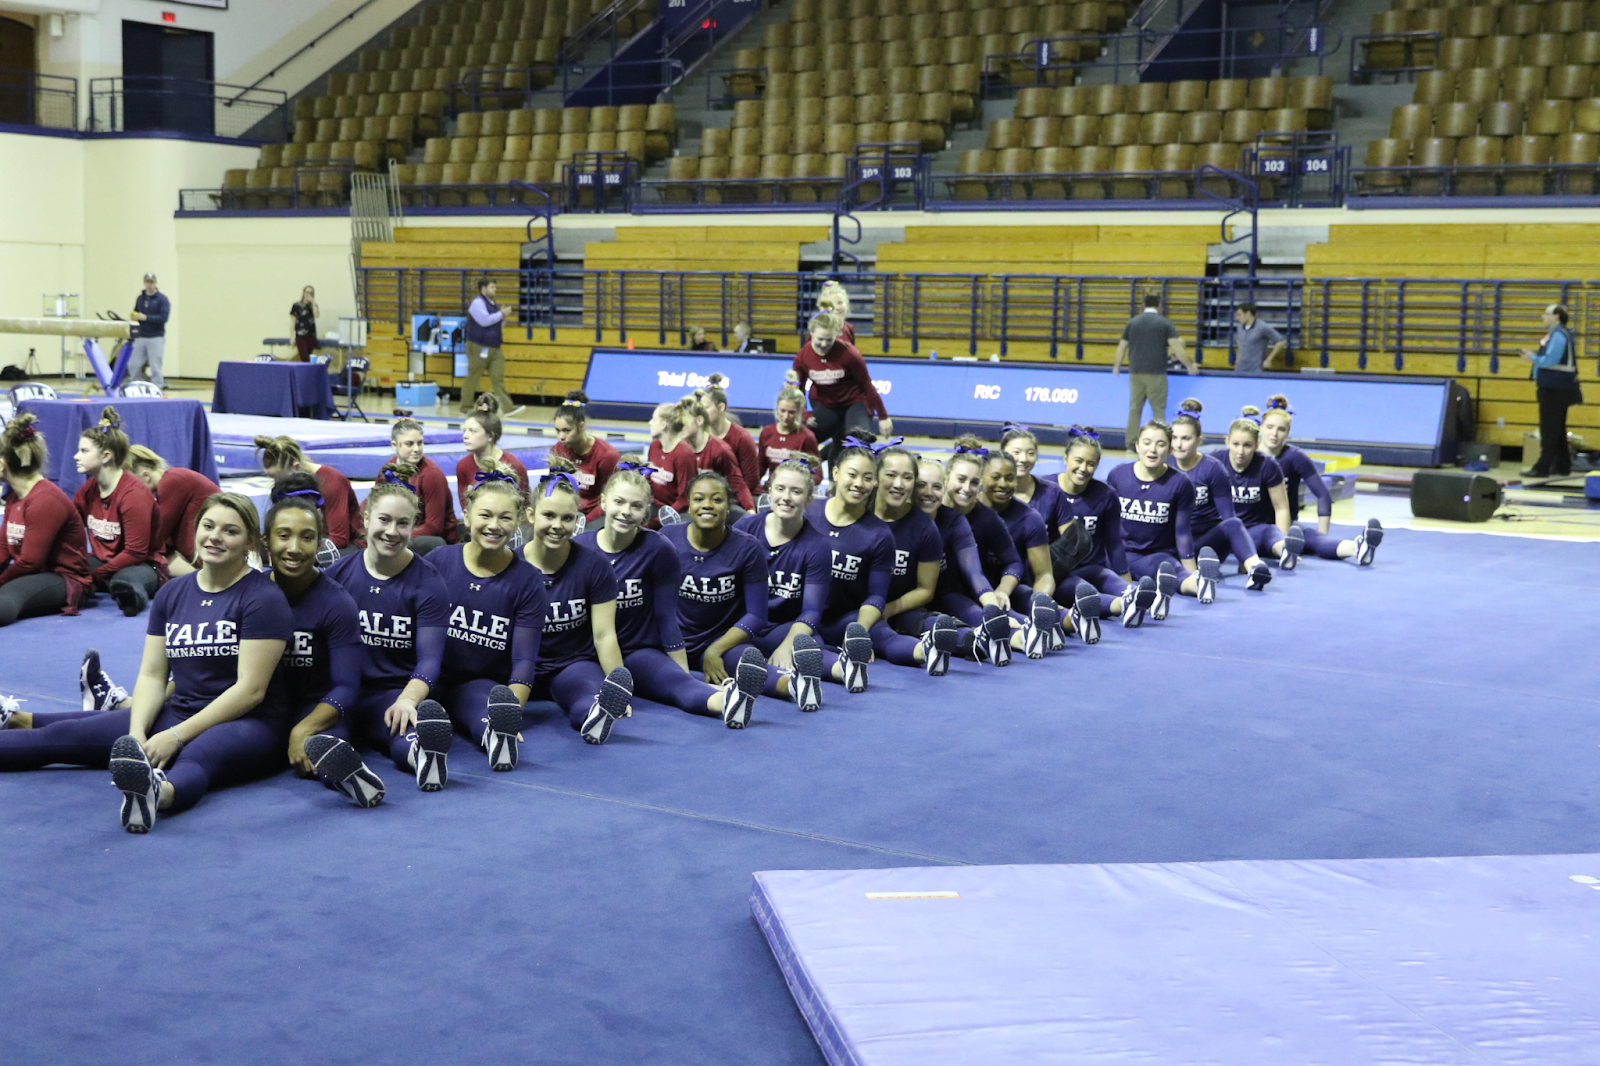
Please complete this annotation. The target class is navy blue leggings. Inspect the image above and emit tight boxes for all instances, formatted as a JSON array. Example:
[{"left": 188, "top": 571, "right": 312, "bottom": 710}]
[
  {"left": 0, "top": 704, "right": 287, "bottom": 812},
  {"left": 533, "top": 661, "right": 608, "bottom": 729},
  {"left": 1126, "top": 549, "right": 1183, "bottom": 581},
  {"left": 1295, "top": 523, "right": 1348, "bottom": 560},
  {"left": 1057, "top": 565, "right": 1128, "bottom": 617},
  {"left": 819, "top": 611, "right": 922, "bottom": 668},
  {"left": 1194, "top": 517, "right": 1258, "bottom": 566},
  {"left": 351, "top": 687, "right": 427, "bottom": 769},
  {"left": 623, "top": 647, "right": 718, "bottom": 717},
  {"left": 732, "top": 623, "right": 840, "bottom": 695}
]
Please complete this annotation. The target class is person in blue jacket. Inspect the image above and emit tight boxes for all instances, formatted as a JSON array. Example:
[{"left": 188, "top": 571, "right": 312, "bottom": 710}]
[{"left": 1520, "top": 303, "right": 1581, "bottom": 478}]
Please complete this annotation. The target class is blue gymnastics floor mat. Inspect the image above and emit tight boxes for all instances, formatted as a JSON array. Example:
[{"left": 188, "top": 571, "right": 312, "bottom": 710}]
[
  {"left": 218, "top": 442, "right": 552, "bottom": 479},
  {"left": 754, "top": 855, "right": 1600, "bottom": 1066},
  {"left": 207, "top": 413, "right": 461, "bottom": 448}
]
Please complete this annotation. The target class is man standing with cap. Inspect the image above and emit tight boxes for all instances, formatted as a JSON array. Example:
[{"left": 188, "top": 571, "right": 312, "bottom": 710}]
[
  {"left": 1112, "top": 293, "right": 1195, "bottom": 449},
  {"left": 128, "top": 272, "right": 170, "bottom": 390}
]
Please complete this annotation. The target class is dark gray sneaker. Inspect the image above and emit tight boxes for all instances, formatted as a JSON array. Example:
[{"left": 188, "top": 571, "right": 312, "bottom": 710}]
[{"left": 305, "top": 734, "right": 385, "bottom": 808}]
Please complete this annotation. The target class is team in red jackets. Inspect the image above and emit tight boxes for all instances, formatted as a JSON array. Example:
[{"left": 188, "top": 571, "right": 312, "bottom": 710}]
[
  {"left": 549, "top": 389, "right": 619, "bottom": 522},
  {"left": 697, "top": 375, "right": 762, "bottom": 491},
  {"left": 387, "top": 418, "right": 456, "bottom": 554},
  {"left": 256, "top": 434, "right": 365, "bottom": 550},
  {"left": 646, "top": 401, "right": 701, "bottom": 516},
  {"left": 456, "top": 394, "right": 529, "bottom": 510},
  {"left": 74, "top": 407, "right": 166, "bottom": 616},
  {"left": 0, "top": 413, "right": 92, "bottom": 624},
  {"left": 128, "top": 444, "right": 218, "bottom": 578},
  {"left": 757, "top": 384, "right": 822, "bottom": 488},
  {"left": 675, "top": 395, "right": 755, "bottom": 514},
  {"left": 789, "top": 311, "right": 892, "bottom": 466}
]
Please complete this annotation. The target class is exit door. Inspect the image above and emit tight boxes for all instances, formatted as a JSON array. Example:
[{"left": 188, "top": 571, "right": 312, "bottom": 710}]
[{"left": 122, "top": 20, "right": 214, "bottom": 134}]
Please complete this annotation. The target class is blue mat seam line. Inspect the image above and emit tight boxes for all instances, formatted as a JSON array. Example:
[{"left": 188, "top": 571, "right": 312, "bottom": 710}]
[
  {"left": 1216, "top": 870, "right": 1500, "bottom": 1066},
  {"left": 452, "top": 771, "right": 973, "bottom": 866}
]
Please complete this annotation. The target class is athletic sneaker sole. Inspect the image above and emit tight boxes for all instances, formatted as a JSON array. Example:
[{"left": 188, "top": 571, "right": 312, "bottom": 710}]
[
  {"left": 1026, "top": 594, "right": 1056, "bottom": 659},
  {"left": 725, "top": 649, "right": 766, "bottom": 729},
  {"left": 413, "top": 700, "right": 453, "bottom": 791},
  {"left": 1152, "top": 565, "right": 1180, "bottom": 621},
  {"left": 110, "top": 735, "right": 158, "bottom": 833},
  {"left": 926, "top": 616, "right": 959, "bottom": 677},
  {"left": 1281, "top": 526, "right": 1305, "bottom": 571},
  {"left": 1247, "top": 563, "right": 1272, "bottom": 591},
  {"left": 1072, "top": 582, "right": 1101, "bottom": 646},
  {"left": 1124, "top": 578, "right": 1156, "bottom": 629},
  {"left": 305, "top": 734, "right": 385, "bottom": 808},
  {"left": 109, "top": 582, "right": 144, "bottom": 618},
  {"left": 1359, "top": 520, "right": 1383, "bottom": 566},
  {"left": 980, "top": 605, "right": 1012, "bottom": 667},
  {"left": 80, "top": 648, "right": 100, "bottom": 711},
  {"left": 484, "top": 685, "right": 523, "bottom": 771},
  {"left": 790, "top": 635, "right": 824, "bottom": 711},
  {"left": 583, "top": 667, "right": 634, "bottom": 744},
  {"left": 1197, "top": 549, "right": 1224, "bottom": 605},
  {"left": 842, "top": 623, "right": 872, "bottom": 693}
]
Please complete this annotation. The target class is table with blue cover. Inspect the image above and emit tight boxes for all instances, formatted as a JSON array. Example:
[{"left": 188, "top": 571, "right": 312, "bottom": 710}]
[
  {"left": 212, "top": 360, "right": 334, "bottom": 420},
  {"left": 19, "top": 396, "right": 218, "bottom": 497}
]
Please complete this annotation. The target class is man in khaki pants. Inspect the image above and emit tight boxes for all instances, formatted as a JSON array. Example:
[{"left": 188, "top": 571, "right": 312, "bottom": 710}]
[
  {"left": 460, "top": 278, "right": 525, "bottom": 417},
  {"left": 1112, "top": 293, "right": 1195, "bottom": 448}
]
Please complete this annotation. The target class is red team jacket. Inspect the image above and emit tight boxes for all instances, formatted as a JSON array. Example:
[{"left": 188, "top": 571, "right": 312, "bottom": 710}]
[
  {"left": 551, "top": 436, "right": 620, "bottom": 520},
  {"left": 756, "top": 425, "right": 823, "bottom": 487},
  {"left": 0, "top": 480, "right": 93, "bottom": 608},
  {"left": 74, "top": 472, "right": 166, "bottom": 585},
  {"left": 790, "top": 337, "right": 887, "bottom": 419}
]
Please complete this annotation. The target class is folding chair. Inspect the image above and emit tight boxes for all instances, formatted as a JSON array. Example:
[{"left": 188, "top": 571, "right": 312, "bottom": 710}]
[
  {"left": 331, "top": 354, "right": 370, "bottom": 421},
  {"left": 9, "top": 381, "right": 57, "bottom": 406}
]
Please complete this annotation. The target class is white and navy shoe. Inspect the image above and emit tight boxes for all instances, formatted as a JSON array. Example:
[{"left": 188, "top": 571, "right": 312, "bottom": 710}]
[
  {"left": 305, "top": 734, "right": 385, "bottom": 807},
  {"left": 81, "top": 648, "right": 128, "bottom": 711},
  {"left": 1196, "top": 547, "right": 1223, "bottom": 605},
  {"left": 720, "top": 648, "right": 766, "bottom": 729},
  {"left": 1152, "top": 561, "right": 1180, "bottom": 621},
  {"left": 841, "top": 622, "right": 872, "bottom": 693},
  {"left": 657, "top": 505, "right": 685, "bottom": 526},
  {"left": 482, "top": 685, "right": 523, "bottom": 771},
  {"left": 110, "top": 735, "right": 166, "bottom": 833},
  {"left": 789, "top": 633, "right": 823, "bottom": 711},
  {"left": 1354, "top": 518, "right": 1383, "bottom": 565},
  {"left": 980, "top": 603, "right": 1012, "bottom": 667},
  {"left": 1246, "top": 561, "right": 1273, "bottom": 591},
  {"left": 919, "top": 614, "right": 960, "bottom": 676},
  {"left": 0, "top": 694, "right": 21, "bottom": 729},
  {"left": 1122, "top": 576, "right": 1156, "bottom": 628},
  {"left": 1280, "top": 526, "right": 1305, "bottom": 571},
  {"left": 412, "top": 699, "right": 453, "bottom": 791},
  {"left": 1025, "top": 592, "right": 1057, "bottom": 659},
  {"left": 1070, "top": 580, "right": 1101, "bottom": 646},
  {"left": 315, "top": 538, "right": 341, "bottom": 569},
  {"left": 581, "top": 667, "right": 634, "bottom": 744}
]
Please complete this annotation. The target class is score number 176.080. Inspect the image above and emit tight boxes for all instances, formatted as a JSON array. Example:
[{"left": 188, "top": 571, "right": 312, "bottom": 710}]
[{"left": 1024, "top": 386, "right": 1079, "bottom": 404}]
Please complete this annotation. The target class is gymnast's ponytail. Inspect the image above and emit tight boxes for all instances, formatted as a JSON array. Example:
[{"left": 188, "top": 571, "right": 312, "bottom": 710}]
[
  {"left": 466, "top": 394, "right": 504, "bottom": 444},
  {"left": 0, "top": 412, "right": 47, "bottom": 480},
  {"left": 255, "top": 434, "right": 306, "bottom": 474},
  {"left": 80, "top": 406, "right": 131, "bottom": 469}
]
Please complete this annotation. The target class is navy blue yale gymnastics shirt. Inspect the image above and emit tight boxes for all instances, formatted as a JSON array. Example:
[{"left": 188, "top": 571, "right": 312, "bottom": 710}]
[
  {"left": 148, "top": 569, "right": 293, "bottom": 718},
  {"left": 425, "top": 544, "right": 547, "bottom": 688}
]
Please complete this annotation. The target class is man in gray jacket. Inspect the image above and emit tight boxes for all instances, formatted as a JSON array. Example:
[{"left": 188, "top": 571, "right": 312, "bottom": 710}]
[{"left": 1112, "top": 293, "right": 1195, "bottom": 449}]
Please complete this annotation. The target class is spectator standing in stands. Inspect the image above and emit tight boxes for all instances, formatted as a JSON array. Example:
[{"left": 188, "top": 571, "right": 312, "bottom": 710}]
[
  {"left": 688, "top": 326, "right": 713, "bottom": 352},
  {"left": 1520, "top": 303, "right": 1581, "bottom": 478},
  {"left": 461, "top": 278, "right": 523, "bottom": 418},
  {"left": 1232, "top": 302, "right": 1285, "bottom": 373},
  {"left": 127, "top": 273, "right": 169, "bottom": 390},
  {"left": 290, "top": 286, "right": 319, "bottom": 362},
  {"left": 1112, "top": 293, "right": 1194, "bottom": 450}
]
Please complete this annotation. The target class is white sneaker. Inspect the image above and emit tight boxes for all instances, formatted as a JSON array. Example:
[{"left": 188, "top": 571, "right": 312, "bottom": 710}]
[
  {"left": 1355, "top": 518, "right": 1383, "bottom": 565},
  {"left": 1070, "top": 581, "right": 1101, "bottom": 646},
  {"left": 1280, "top": 526, "right": 1305, "bottom": 571},
  {"left": 720, "top": 648, "right": 765, "bottom": 729},
  {"left": 581, "top": 667, "right": 633, "bottom": 744},
  {"left": 304, "top": 734, "right": 386, "bottom": 808},
  {"left": 481, "top": 685, "right": 523, "bottom": 771},
  {"left": 412, "top": 699, "right": 453, "bottom": 791},
  {"left": 789, "top": 634, "right": 823, "bottom": 711},
  {"left": 0, "top": 694, "right": 21, "bottom": 729},
  {"left": 110, "top": 736, "right": 166, "bottom": 833},
  {"left": 1196, "top": 548, "right": 1223, "bottom": 605},
  {"left": 841, "top": 623, "right": 872, "bottom": 693}
]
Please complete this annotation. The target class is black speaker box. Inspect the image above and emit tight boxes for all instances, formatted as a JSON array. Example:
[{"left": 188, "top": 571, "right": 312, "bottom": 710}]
[{"left": 1410, "top": 470, "right": 1503, "bottom": 522}]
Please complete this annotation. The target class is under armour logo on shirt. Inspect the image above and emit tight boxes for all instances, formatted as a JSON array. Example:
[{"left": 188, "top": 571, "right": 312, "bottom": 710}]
[
  {"left": 470, "top": 582, "right": 483, "bottom": 591},
  {"left": 201, "top": 599, "right": 213, "bottom": 606},
  {"left": 828, "top": 530, "right": 840, "bottom": 537},
  {"left": 369, "top": 586, "right": 383, "bottom": 594}
]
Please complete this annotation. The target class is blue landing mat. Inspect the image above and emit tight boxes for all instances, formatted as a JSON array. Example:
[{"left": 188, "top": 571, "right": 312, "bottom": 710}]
[
  {"left": 754, "top": 855, "right": 1600, "bottom": 1066},
  {"left": 5, "top": 527, "right": 1600, "bottom": 1065},
  {"left": 207, "top": 413, "right": 460, "bottom": 447}
]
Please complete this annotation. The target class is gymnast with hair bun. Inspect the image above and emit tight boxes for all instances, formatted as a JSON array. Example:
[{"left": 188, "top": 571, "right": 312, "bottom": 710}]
[
  {"left": 387, "top": 417, "right": 456, "bottom": 555},
  {"left": 675, "top": 393, "right": 754, "bottom": 516},
  {"left": 698, "top": 374, "right": 763, "bottom": 492},
  {"left": 126, "top": 444, "right": 218, "bottom": 579},
  {"left": 646, "top": 401, "right": 700, "bottom": 517},
  {"left": 457, "top": 395, "right": 531, "bottom": 509},
  {"left": 1169, "top": 400, "right": 1276, "bottom": 593},
  {"left": 1103, "top": 420, "right": 1210, "bottom": 626},
  {"left": 73, "top": 406, "right": 165, "bottom": 616},
  {"left": 1256, "top": 395, "right": 1382, "bottom": 566},
  {"left": 551, "top": 389, "right": 620, "bottom": 523},
  {"left": 257, "top": 434, "right": 364, "bottom": 553},
  {"left": 0, "top": 413, "right": 92, "bottom": 626},
  {"left": 1207, "top": 407, "right": 1296, "bottom": 583},
  {"left": 757, "top": 385, "right": 822, "bottom": 490}
]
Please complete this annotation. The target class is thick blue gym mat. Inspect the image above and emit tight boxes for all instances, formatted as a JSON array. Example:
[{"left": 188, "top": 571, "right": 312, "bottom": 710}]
[{"left": 754, "top": 854, "right": 1600, "bottom": 1066}]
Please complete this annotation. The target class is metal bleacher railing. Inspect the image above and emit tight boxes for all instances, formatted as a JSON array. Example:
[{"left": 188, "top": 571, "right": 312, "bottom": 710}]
[
  {"left": 88, "top": 76, "right": 289, "bottom": 141},
  {"left": 0, "top": 69, "right": 79, "bottom": 131},
  {"left": 357, "top": 265, "right": 1593, "bottom": 374}
]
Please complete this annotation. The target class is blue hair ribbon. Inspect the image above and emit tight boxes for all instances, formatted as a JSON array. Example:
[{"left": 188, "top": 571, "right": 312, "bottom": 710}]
[
  {"left": 539, "top": 471, "right": 580, "bottom": 497},
  {"left": 1002, "top": 422, "right": 1031, "bottom": 434},
  {"left": 1265, "top": 398, "right": 1295, "bottom": 414},
  {"left": 953, "top": 443, "right": 990, "bottom": 458},
  {"left": 871, "top": 436, "right": 905, "bottom": 454},
  {"left": 382, "top": 470, "right": 416, "bottom": 493},
  {"left": 841, "top": 435, "right": 876, "bottom": 451},
  {"left": 474, "top": 469, "right": 518, "bottom": 485},
  {"left": 1067, "top": 427, "right": 1100, "bottom": 442},
  {"left": 617, "top": 460, "right": 659, "bottom": 479},
  {"left": 280, "top": 488, "right": 324, "bottom": 507}
]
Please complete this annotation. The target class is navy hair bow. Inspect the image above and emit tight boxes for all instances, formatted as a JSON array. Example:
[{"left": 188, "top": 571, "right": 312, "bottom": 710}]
[
  {"left": 841, "top": 435, "right": 876, "bottom": 451},
  {"left": 382, "top": 470, "right": 416, "bottom": 493},
  {"left": 280, "top": 488, "right": 324, "bottom": 507},
  {"left": 474, "top": 469, "right": 518, "bottom": 486},
  {"left": 953, "top": 443, "right": 990, "bottom": 457},
  {"left": 1002, "top": 422, "right": 1031, "bottom": 434},
  {"left": 871, "top": 436, "right": 905, "bottom": 454},
  {"left": 539, "top": 471, "right": 580, "bottom": 497},
  {"left": 617, "top": 460, "right": 659, "bottom": 478},
  {"left": 1067, "top": 427, "right": 1100, "bottom": 442},
  {"left": 1265, "top": 398, "right": 1294, "bottom": 414}
]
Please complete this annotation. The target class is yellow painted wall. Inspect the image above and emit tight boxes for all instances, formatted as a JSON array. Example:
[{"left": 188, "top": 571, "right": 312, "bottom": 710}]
[{"left": 0, "top": 132, "right": 86, "bottom": 372}]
